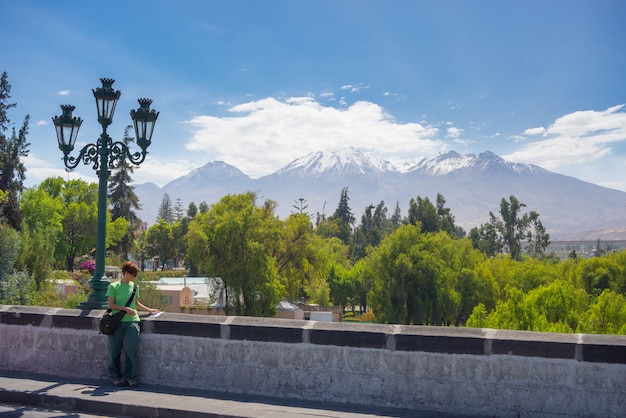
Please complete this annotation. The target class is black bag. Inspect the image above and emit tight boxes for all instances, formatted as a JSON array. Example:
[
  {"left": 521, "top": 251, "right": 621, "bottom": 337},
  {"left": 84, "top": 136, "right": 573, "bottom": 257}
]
[
  {"left": 99, "top": 310, "right": 126, "bottom": 335},
  {"left": 99, "top": 284, "right": 137, "bottom": 335}
]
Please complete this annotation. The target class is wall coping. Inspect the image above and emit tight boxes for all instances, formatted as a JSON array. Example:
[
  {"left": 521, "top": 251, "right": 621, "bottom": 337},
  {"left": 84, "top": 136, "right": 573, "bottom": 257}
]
[{"left": 1, "top": 304, "right": 625, "bottom": 364}]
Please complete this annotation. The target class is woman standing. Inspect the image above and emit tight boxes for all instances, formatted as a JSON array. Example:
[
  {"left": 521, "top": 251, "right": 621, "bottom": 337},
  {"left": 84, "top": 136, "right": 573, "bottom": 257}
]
[{"left": 106, "top": 261, "right": 159, "bottom": 387}]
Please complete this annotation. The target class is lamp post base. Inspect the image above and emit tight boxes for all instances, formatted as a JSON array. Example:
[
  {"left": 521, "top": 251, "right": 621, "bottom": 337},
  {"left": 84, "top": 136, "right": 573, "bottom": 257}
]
[
  {"left": 78, "top": 275, "right": 111, "bottom": 310},
  {"left": 78, "top": 300, "right": 109, "bottom": 310}
]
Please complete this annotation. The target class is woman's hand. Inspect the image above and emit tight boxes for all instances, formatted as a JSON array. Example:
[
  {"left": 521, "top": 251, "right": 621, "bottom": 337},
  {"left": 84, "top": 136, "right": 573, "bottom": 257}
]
[{"left": 126, "top": 307, "right": 137, "bottom": 317}]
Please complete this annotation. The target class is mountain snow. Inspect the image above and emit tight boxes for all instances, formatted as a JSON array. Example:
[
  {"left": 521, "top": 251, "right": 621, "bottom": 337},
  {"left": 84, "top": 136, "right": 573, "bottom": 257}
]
[{"left": 272, "top": 147, "right": 395, "bottom": 178}]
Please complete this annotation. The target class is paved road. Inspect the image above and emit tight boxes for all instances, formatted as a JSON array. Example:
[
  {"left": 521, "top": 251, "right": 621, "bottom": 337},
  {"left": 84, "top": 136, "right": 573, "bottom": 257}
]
[{"left": 0, "top": 402, "right": 122, "bottom": 417}]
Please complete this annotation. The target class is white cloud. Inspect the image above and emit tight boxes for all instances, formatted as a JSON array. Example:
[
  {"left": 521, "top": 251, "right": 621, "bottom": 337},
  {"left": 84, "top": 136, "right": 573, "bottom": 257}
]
[
  {"left": 505, "top": 105, "right": 626, "bottom": 168},
  {"left": 341, "top": 83, "right": 369, "bottom": 93},
  {"left": 58, "top": 90, "right": 70, "bottom": 96},
  {"left": 184, "top": 97, "right": 443, "bottom": 177},
  {"left": 522, "top": 127, "right": 546, "bottom": 136},
  {"left": 446, "top": 127, "right": 463, "bottom": 138}
]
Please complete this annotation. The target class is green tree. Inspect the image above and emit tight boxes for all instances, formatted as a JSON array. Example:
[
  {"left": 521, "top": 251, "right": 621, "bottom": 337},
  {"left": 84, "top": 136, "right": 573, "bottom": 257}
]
[
  {"left": 467, "top": 285, "right": 527, "bottom": 330},
  {"left": 351, "top": 201, "right": 395, "bottom": 261},
  {"left": 347, "top": 258, "right": 373, "bottom": 314},
  {"left": 494, "top": 196, "right": 527, "bottom": 259},
  {"left": 579, "top": 290, "right": 626, "bottom": 334},
  {"left": 573, "top": 256, "right": 622, "bottom": 296},
  {"left": 0, "top": 223, "right": 20, "bottom": 302},
  {"left": 187, "top": 202, "right": 198, "bottom": 219},
  {"left": 145, "top": 219, "right": 176, "bottom": 269},
  {"left": 17, "top": 223, "right": 57, "bottom": 288},
  {"left": 422, "top": 232, "right": 497, "bottom": 325},
  {"left": 157, "top": 193, "right": 174, "bottom": 223},
  {"left": 436, "top": 193, "right": 465, "bottom": 237},
  {"left": 406, "top": 194, "right": 463, "bottom": 237},
  {"left": 18, "top": 180, "right": 66, "bottom": 281},
  {"left": 328, "top": 262, "right": 354, "bottom": 311},
  {"left": 1, "top": 271, "right": 33, "bottom": 306},
  {"left": 134, "top": 231, "right": 149, "bottom": 271},
  {"left": 186, "top": 192, "right": 284, "bottom": 316},
  {"left": 184, "top": 203, "right": 200, "bottom": 275},
  {"left": 467, "top": 281, "right": 589, "bottom": 333},
  {"left": 407, "top": 196, "right": 438, "bottom": 233},
  {"left": 367, "top": 225, "right": 491, "bottom": 326},
  {"left": 172, "top": 218, "right": 188, "bottom": 269},
  {"left": 174, "top": 197, "right": 184, "bottom": 220},
  {"left": 469, "top": 222, "right": 503, "bottom": 257},
  {"left": 275, "top": 213, "right": 315, "bottom": 301},
  {"left": 60, "top": 180, "right": 100, "bottom": 271},
  {"left": 0, "top": 72, "right": 30, "bottom": 230},
  {"left": 20, "top": 177, "right": 127, "bottom": 273},
  {"left": 485, "top": 255, "right": 557, "bottom": 294},
  {"left": 291, "top": 197, "right": 309, "bottom": 216},
  {"left": 526, "top": 212, "right": 551, "bottom": 258},
  {"left": 472, "top": 195, "right": 549, "bottom": 260},
  {"left": 328, "top": 187, "right": 355, "bottom": 245},
  {"left": 390, "top": 201, "right": 402, "bottom": 227},
  {"left": 19, "top": 179, "right": 65, "bottom": 232},
  {"left": 307, "top": 234, "right": 350, "bottom": 306},
  {"left": 367, "top": 224, "right": 438, "bottom": 324},
  {"left": 605, "top": 251, "right": 626, "bottom": 294}
]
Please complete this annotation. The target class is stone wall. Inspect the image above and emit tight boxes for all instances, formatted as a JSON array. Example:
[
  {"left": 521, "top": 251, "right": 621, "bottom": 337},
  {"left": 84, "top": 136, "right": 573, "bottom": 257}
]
[{"left": 1, "top": 305, "right": 625, "bottom": 417}]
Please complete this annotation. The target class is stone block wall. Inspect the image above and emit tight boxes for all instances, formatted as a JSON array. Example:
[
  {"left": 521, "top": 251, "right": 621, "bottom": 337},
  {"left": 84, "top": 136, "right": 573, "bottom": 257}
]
[{"left": 1, "top": 305, "right": 625, "bottom": 417}]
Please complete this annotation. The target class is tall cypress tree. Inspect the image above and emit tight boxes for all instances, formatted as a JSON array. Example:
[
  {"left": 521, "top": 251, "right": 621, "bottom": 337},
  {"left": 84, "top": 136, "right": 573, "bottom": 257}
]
[
  {"left": 108, "top": 125, "right": 142, "bottom": 259},
  {"left": 330, "top": 187, "right": 355, "bottom": 245},
  {"left": 157, "top": 193, "right": 174, "bottom": 224},
  {"left": 0, "top": 72, "right": 30, "bottom": 230}
]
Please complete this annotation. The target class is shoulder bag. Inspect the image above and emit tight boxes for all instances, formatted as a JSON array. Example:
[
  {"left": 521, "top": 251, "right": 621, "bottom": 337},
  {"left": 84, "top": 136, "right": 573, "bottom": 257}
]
[{"left": 99, "top": 283, "right": 137, "bottom": 335}]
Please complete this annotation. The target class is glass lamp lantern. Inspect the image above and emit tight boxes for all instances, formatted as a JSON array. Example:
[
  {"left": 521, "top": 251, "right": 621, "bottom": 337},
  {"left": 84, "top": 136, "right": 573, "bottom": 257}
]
[
  {"left": 93, "top": 78, "right": 121, "bottom": 127},
  {"left": 130, "top": 98, "right": 160, "bottom": 150},
  {"left": 52, "top": 105, "right": 83, "bottom": 155}
]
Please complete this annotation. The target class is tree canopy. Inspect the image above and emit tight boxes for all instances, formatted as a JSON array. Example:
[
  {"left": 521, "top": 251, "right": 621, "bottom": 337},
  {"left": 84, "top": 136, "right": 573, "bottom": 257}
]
[{"left": 0, "top": 72, "right": 30, "bottom": 230}]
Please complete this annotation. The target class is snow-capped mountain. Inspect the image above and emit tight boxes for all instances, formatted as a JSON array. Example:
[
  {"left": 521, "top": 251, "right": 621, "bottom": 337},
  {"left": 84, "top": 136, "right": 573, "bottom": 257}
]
[
  {"left": 163, "top": 161, "right": 252, "bottom": 192},
  {"left": 271, "top": 147, "right": 396, "bottom": 179},
  {"left": 134, "top": 148, "right": 626, "bottom": 239},
  {"left": 407, "top": 151, "right": 543, "bottom": 176}
]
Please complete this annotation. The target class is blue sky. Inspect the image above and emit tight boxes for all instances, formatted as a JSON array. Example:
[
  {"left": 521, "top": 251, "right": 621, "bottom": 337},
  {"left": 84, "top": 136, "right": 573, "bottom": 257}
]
[{"left": 3, "top": 1, "right": 626, "bottom": 191}]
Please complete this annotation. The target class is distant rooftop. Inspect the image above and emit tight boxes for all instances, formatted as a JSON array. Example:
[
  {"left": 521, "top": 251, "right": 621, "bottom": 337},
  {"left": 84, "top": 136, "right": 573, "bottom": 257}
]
[{"left": 156, "top": 277, "right": 220, "bottom": 285}]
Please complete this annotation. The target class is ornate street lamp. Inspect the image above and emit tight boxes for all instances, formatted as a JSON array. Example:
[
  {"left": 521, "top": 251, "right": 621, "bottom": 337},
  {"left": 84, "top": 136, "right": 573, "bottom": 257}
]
[{"left": 53, "top": 78, "right": 159, "bottom": 309}]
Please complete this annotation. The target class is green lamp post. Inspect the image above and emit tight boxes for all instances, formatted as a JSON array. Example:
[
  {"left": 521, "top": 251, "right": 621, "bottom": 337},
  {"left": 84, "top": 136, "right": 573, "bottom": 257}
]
[{"left": 53, "top": 78, "right": 159, "bottom": 309}]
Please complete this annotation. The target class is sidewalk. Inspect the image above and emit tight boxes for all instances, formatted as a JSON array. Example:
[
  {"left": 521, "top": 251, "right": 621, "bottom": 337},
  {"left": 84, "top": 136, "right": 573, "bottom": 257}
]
[{"left": 0, "top": 371, "right": 468, "bottom": 418}]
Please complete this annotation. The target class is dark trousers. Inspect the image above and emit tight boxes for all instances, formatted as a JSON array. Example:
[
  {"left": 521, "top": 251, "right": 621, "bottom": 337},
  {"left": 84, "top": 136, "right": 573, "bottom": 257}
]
[{"left": 107, "top": 321, "right": 140, "bottom": 380}]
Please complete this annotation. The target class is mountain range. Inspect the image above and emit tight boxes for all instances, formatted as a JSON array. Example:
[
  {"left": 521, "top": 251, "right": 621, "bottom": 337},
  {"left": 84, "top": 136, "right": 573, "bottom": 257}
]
[{"left": 134, "top": 148, "right": 626, "bottom": 240}]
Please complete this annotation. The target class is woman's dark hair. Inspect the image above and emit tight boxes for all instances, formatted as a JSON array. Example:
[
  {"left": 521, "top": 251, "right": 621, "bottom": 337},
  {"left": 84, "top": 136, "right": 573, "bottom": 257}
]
[{"left": 121, "top": 261, "right": 140, "bottom": 277}]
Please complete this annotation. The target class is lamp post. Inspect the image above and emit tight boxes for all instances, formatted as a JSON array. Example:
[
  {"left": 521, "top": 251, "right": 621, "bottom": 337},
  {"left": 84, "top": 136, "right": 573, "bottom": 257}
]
[{"left": 53, "top": 78, "right": 159, "bottom": 309}]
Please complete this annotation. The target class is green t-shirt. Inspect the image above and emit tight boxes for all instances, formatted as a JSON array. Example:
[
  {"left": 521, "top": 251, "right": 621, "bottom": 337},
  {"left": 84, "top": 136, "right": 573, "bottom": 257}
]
[{"left": 106, "top": 281, "right": 140, "bottom": 322}]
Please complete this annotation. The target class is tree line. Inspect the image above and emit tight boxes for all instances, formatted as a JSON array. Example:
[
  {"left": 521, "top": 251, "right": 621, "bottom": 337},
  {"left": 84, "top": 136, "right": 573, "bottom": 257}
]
[{"left": 2, "top": 71, "right": 625, "bottom": 334}]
